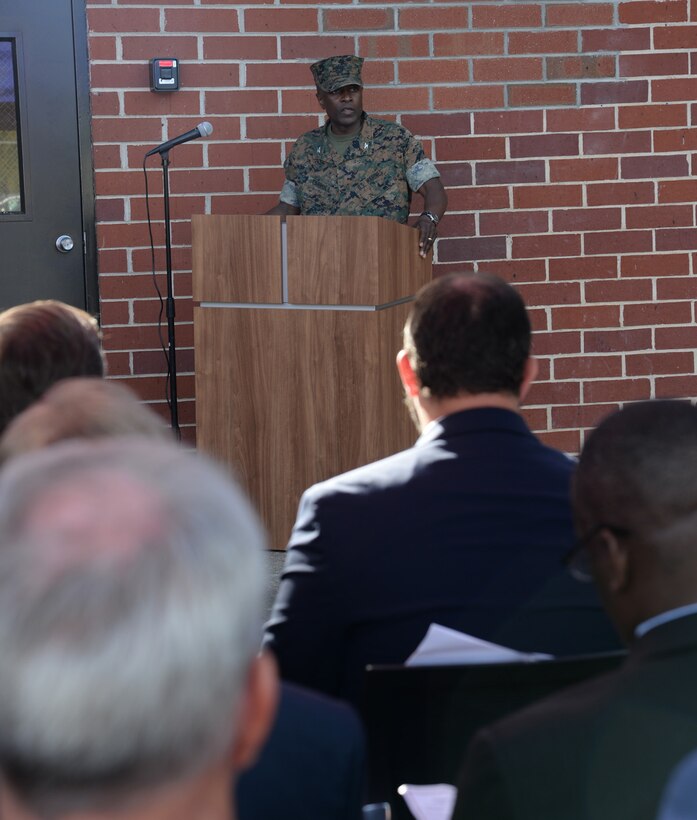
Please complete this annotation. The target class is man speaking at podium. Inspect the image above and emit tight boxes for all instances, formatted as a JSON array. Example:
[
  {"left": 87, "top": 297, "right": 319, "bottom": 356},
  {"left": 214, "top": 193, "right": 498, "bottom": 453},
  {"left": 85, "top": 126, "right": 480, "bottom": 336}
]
[{"left": 266, "top": 55, "right": 447, "bottom": 257}]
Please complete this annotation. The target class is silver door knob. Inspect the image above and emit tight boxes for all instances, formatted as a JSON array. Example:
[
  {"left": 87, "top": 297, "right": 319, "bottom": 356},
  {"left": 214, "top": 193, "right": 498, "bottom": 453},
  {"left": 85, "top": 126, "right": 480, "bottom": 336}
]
[{"left": 55, "top": 235, "right": 74, "bottom": 253}]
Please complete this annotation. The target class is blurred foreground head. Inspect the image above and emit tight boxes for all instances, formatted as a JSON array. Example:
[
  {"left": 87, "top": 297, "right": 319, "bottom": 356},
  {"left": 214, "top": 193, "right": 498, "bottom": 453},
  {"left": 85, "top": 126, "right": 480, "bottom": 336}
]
[
  {"left": 0, "top": 438, "right": 276, "bottom": 820},
  {"left": 0, "top": 377, "right": 169, "bottom": 467},
  {"left": 573, "top": 399, "right": 697, "bottom": 643},
  {"left": 0, "top": 300, "right": 104, "bottom": 437}
]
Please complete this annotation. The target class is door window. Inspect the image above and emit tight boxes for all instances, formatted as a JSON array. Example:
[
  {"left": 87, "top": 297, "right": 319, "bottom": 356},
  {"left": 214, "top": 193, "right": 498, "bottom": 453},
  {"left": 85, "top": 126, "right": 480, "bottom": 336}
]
[{"left": 0, "top": 39, "right": 23, "bottom": 215}]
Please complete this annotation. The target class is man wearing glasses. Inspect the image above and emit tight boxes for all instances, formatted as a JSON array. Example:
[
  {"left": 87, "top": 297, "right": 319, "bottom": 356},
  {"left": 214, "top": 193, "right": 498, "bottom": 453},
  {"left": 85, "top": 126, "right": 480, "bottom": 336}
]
[{"left": 453, "top": 399, "right": 697, "bottom": 820}]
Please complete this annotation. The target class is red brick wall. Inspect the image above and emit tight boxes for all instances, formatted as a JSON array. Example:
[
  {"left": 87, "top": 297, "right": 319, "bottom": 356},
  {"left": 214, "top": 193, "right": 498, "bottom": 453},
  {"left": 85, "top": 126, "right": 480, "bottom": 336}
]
[{"left": 86, "top": 0, "right": 697, "bottom": 452}]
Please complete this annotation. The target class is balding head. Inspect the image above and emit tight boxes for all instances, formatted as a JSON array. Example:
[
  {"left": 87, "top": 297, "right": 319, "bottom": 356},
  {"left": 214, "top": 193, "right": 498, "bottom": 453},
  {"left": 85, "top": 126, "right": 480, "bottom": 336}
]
[
  {"left": 0, "top": 438, "right": 275, "bottom": 818},
  {"left": 397, "top": 272, "right": 536, "bottom": 429},
  {"left": 403, "top": 272, "right": 532, "bottom": 400},
  {"left": 573, "top": 400, "right": 697, "bottom": 640}
]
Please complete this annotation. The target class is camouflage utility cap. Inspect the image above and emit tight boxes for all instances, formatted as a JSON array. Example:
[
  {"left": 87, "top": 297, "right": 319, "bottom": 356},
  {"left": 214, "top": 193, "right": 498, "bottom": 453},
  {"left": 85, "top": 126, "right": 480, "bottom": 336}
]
[{"left": 311, "top": 55, "right": 364, "bottom": 93}]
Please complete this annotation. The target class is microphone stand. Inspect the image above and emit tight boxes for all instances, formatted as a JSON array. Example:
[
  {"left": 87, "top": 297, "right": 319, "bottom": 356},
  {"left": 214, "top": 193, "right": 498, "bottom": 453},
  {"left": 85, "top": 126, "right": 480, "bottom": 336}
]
[{"left": 160, "top": 148, "right": 180, "bottom": 439}]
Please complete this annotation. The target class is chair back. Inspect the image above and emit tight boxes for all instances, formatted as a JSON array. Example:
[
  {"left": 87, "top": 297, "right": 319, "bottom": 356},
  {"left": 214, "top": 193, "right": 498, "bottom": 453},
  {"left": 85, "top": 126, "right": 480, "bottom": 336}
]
[{"left": 361, "top": 651, "right": 626, "bottom": 820}]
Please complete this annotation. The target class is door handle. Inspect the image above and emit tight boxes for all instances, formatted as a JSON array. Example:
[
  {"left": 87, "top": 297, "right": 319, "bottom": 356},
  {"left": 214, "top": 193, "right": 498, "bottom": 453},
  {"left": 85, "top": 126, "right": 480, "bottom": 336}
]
[{"left": 55, "top": 234, "right": 74, "bottom": 253}]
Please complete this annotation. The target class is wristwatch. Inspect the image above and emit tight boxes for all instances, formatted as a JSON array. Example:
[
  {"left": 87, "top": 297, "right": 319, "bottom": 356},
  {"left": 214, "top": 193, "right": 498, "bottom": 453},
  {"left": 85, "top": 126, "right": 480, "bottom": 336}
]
[{"left": 420, "top": 211, "right": 439, "bottom": 225}]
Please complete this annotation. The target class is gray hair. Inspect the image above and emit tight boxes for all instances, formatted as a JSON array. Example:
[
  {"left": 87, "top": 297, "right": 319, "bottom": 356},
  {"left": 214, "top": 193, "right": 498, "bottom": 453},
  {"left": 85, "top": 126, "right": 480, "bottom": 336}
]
[{"left": 0, "top": 437, "right": 267, "bottom": 814}]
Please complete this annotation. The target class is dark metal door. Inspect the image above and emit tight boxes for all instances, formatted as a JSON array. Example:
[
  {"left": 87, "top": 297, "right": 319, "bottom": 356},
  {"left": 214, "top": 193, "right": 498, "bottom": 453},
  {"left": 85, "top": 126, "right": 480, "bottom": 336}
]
[{"left": 0, "top": 0, "right": 96, "bottom": 311}]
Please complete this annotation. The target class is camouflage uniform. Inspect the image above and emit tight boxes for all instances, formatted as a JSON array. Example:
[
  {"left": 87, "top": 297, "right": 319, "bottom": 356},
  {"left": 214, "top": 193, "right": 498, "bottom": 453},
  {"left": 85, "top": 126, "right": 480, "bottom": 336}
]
[{"left": 279, "top": 113, "right": 440, "bottom": 224}]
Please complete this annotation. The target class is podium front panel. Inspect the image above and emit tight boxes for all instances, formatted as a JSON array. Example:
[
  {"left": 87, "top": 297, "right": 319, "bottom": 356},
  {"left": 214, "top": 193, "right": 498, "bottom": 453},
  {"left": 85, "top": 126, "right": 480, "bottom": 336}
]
[
  {"left": 195, "top": 302, "right": 414, "bottom": 548},
  {"left": 286, "top": 216, "right": 430, "bottom": 307},
  {"left": 192, "top": 214, "right": 283, "bottom": 304}
]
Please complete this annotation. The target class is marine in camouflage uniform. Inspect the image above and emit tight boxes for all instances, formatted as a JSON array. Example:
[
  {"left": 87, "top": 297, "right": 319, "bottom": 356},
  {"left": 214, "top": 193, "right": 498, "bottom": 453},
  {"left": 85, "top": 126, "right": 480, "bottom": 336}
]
[
  {"left": 280, "top": 113, "right": 440, "bottom": 224},
  {"left": 267, "top": 55, "right": 447, "bottom": 255}
]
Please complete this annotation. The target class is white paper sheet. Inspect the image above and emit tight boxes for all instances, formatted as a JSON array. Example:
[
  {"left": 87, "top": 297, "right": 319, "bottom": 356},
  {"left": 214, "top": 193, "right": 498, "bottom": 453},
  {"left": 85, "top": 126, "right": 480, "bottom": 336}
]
[
  {"left": 398, "top": 783, "right": 457, "bottom": 820},
  {"left": 405, "top": 623, "right": 553, "bottom": 666}
]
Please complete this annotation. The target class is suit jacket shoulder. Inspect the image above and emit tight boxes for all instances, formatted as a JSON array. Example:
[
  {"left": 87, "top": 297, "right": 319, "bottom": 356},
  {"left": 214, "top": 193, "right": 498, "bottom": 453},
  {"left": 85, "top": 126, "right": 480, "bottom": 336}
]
[
  {"left": 454, "top": 614, "right": 697, "bottom": 820},
  {"left": 237, "top": 683, "right": 365, "bottom": 820}
]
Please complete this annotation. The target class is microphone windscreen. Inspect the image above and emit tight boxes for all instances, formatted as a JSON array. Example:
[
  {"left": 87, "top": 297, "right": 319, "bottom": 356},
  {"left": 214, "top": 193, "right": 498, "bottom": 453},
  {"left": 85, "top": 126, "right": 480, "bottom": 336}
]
[{"left": 197, "top": 121, "right": 214, "bottom": 138}]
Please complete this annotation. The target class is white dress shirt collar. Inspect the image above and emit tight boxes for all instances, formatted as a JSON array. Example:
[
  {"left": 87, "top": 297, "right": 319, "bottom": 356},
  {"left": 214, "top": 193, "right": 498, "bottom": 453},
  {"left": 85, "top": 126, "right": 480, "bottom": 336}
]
[{"left": 635, "top": 602, "right": 697, "bottom": 639}]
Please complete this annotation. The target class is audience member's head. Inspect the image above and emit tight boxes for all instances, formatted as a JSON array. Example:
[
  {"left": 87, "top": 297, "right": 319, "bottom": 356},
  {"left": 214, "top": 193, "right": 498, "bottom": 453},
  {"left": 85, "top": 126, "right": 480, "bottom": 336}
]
[
  {"left": 0, "top": 438, "right": 277, "bottom": 820},
  {"left": 0, "top": 377, "right": 168, "bottom": 467},
  {"left": 572, "top": 399, "right": 697, "bottom": 643},
  {"left": 0, "top": 300, "right": 105, "bottom": 437},
  {"left": 398, "top": 273, "right": 536, "bottom": 428}
]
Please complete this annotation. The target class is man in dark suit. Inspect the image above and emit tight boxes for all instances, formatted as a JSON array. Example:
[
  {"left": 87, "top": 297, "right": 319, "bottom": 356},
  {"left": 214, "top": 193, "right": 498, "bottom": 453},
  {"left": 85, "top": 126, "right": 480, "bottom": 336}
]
[
  {"left": 237, "top": 682, "right": 366, "bottom": 820},
  {"left": 453, "top": 400, "right": 697, "bottom": 820},
  {"left": 264, "top": 272, "right": 620, "bottom": 705}
]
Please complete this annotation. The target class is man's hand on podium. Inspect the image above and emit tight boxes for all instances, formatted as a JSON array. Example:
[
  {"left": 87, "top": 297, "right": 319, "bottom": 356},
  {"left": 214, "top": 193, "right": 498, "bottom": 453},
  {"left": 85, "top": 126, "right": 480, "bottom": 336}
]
[
  {"left": 414, "top": 177, "right": 448, "bottom": 258},
  {"left": 416, "top": 211, "right": 439, "bottom": 258}
]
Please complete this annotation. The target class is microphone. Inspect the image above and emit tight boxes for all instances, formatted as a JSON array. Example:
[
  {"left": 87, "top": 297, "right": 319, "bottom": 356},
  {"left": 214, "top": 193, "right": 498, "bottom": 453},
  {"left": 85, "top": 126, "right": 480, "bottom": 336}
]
[{"left": 145, "top": 121, "right": 213, "bottom": 157}]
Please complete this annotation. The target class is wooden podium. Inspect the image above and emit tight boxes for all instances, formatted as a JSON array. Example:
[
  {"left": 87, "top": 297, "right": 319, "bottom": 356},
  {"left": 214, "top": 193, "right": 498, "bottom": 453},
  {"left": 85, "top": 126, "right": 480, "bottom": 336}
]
[{"left": 192, "top": 215, "right": 431, "bottom": 547}]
